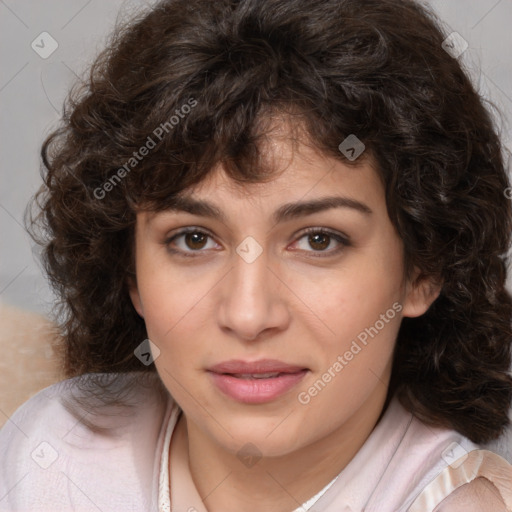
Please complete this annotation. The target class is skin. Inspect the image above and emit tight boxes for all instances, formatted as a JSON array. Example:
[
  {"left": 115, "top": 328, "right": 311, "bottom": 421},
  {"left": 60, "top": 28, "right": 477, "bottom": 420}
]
[
  {"left": 129, "top": 120, "right": 441, "bottom": 512},
  {"left": 434, "top": 478, "right": 507, "bottom": 512}
]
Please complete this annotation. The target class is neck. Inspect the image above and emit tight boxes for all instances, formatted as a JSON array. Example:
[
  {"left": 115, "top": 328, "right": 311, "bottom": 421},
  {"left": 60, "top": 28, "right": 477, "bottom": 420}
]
[{"left": 176, "top": 385, "right": 390, "bottom": 512}]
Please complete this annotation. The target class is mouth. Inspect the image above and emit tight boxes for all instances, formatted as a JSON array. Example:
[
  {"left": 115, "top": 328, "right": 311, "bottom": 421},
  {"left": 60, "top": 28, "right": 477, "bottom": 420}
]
[
  {"left": 208, "top": 358, "right": 309, "bottom": 375},
  {"left": 222, "top": 372, "right": 299, "bottom": 379},
  {"left": 207, "top": 362, "right": 309, "bottom": 404}
]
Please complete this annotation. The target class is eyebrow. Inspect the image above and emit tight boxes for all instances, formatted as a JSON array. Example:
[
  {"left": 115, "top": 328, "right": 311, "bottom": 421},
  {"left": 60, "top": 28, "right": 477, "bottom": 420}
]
[{"left": 162, "top": 194, "right": 373, "bottom": 224}]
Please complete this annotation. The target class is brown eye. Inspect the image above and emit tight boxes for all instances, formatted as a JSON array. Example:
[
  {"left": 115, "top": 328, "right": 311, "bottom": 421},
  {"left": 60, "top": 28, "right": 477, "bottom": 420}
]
[
  {"left": 164, "top": 228, "right": 218, "bottom": 257},
  {"left": 292, "top": 228, "right": 350, "bottom": 257},
  {"left": 183, "top": 232, "right": 208, "bottom": 250},
  {"left": 308, "top": 233, "right": 331, "bottom": 251}
]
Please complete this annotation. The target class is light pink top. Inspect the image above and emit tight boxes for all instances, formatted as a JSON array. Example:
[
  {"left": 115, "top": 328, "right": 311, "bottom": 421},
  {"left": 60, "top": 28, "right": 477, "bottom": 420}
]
[{"left": 1, "top": 372, "right": 511, "bottom": 511}]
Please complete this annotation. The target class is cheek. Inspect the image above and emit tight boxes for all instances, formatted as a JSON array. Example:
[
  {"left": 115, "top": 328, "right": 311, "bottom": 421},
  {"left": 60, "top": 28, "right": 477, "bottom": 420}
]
[
  {"left": 314, "top": 288, "right": 401, "bottom": 378},
  {"left": 135, "top": 256, "right": 205, "bottom": 336},
  {"left": 137, "top": 272, "right": 217, "bottom": 369},
  {"left": 303, "top": 294, "right": 402, "bottom": 409},
  {"left": 296, "top": 254, "right": 404, "bottom": 344}
]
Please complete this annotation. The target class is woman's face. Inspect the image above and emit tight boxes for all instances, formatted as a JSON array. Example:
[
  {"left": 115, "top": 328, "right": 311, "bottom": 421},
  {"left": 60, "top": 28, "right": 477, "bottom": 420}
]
[{"left": 129, "top": 128, "right": 438, "bottom": 458}]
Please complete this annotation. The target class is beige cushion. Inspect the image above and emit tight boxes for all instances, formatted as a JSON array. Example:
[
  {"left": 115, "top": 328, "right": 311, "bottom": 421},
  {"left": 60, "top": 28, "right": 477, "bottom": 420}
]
[{"left": 0, "top": 301, "right": 62, "bottom": 429}]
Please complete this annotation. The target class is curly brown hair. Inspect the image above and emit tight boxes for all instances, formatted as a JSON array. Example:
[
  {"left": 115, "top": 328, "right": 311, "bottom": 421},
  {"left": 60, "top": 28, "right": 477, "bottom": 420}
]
[{"left": 27, "top": 0, "right": 512, "bottom": 444}]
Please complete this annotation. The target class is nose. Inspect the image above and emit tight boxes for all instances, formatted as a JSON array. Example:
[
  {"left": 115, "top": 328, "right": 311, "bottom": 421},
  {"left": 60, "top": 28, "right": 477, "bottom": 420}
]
[{"left": 217, "top": 244, "right": 290, "bottom": 342}]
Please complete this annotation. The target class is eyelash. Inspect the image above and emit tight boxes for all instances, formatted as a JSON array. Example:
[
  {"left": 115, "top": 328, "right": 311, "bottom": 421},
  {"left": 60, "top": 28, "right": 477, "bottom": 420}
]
[{"left": 163, "top": 226, "right": 351, "bottom": 259}]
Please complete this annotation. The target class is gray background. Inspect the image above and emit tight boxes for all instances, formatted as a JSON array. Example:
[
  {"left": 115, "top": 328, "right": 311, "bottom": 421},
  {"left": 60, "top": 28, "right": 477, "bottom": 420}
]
[{"left": 1, "top": 0, "right": 511, "bottom": 317}]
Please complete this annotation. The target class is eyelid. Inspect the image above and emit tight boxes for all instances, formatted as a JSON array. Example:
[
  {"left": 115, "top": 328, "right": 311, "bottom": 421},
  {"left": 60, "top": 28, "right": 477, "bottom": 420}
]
[{"left": 296, "top": 227, "right": 351, "bottom": 245}]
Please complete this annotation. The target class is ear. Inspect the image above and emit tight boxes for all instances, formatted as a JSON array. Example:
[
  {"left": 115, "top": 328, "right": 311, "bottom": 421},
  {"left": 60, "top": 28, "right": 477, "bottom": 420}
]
[
  {"left": 127, "top": 275, "right": 144, "bottom": 318},
  {"left": 402, "top": 269, "right": 442, "bottom": 318}
]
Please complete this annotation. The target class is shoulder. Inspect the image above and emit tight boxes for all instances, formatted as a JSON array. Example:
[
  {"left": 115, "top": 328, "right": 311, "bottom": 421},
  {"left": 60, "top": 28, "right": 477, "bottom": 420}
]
[
  {"left": 361, "top": 397, "right": 512, "bottom": 511},
  {"left": 0, "top": 371, "right": 175, "bottom": 511},
  {"left": 408, "top": 448, "right": 512, "bottom": 512},
  {"left": 433, "top": 477, "right": 509, "bottom": 512}
]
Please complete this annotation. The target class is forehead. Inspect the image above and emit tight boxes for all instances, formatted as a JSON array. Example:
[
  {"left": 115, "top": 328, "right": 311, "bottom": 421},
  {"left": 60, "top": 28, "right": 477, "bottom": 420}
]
[
  {"left": 181, "top": 134, "right": 380, "bottom": 202},
  {"left": 141, "top": 135, "right": 385, "bottom": 230}
]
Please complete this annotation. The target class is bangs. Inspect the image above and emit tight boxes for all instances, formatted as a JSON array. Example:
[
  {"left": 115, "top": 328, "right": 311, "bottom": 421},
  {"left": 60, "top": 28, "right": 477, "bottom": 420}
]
[{"left": 113, "top": 99, "right": 372, "bottom": 213}]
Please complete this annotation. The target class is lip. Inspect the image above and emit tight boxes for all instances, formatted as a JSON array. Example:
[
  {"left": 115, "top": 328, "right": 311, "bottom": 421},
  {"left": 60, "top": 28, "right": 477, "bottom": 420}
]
[
  {"left": 208, "top": 359, "right": 308, "bottom": 374},
  {"left": 207, "top": 359, "right": 309, "bottom": 404}
]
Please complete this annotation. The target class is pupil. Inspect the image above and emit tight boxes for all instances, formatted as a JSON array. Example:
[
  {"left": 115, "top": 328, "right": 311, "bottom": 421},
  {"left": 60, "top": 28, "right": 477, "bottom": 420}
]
[
  {"left": 186, "top": 232, "right": 206, "bottom": 249},
  {"left": 310, "top": 233, "right": 329, "bottom": 250}
]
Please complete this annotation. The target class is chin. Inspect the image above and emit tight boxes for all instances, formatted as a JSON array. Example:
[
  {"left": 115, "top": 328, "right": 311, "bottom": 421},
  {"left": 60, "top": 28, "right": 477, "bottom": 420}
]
[{"left": 210, "top": 417, "right": 306, "bottom": 459}]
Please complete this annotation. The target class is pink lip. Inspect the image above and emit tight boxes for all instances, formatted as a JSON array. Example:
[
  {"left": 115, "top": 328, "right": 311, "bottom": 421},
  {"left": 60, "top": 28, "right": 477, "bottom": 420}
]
[
  {"left": 207, "top": 359, "right": 309, "bottom": 404},
  {"left": 208, "top": 358, "right": 308, "bottom": 374}
]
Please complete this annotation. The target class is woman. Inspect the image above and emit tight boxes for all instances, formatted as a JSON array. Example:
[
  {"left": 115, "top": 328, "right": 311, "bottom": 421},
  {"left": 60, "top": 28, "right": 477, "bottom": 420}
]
[{"left": 1, "top": 0, "right": 512, "bottom": 510}]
